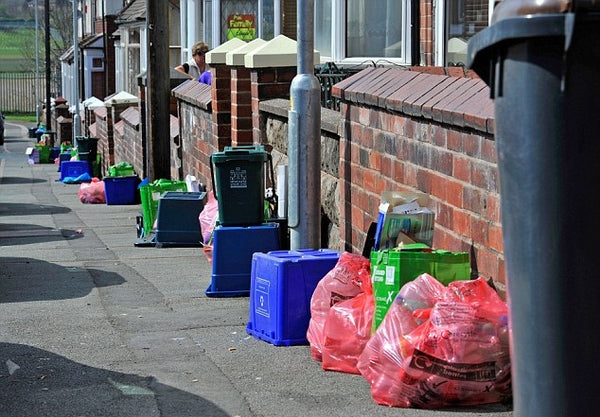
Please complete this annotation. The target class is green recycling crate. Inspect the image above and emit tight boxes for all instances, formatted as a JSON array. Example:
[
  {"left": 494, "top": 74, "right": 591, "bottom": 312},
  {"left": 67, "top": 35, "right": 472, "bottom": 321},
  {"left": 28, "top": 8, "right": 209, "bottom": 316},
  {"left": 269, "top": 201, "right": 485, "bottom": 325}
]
[
  {"left": 210, "top": 145, "right": 272, "bottom": 227},
  {"left": 139, "top": 179, "right": 187, "bottom": 236},
  {"left": 370, "top": 245, "right": 471, "bottom": 331},
  {"left": 109, "top": 162, "right": 135, "bottom": 177},
  {"left": 35, "top": 144, "right": 51, "bottom": 163}
]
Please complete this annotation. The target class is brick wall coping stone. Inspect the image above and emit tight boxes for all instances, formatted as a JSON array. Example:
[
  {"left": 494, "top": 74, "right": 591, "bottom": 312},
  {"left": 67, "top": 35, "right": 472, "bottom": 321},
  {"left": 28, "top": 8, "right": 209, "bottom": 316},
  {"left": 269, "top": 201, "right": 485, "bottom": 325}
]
[
  {"left": 114, "top": 119, "right": 124, "bottom": 136},
  {"left": 172, "top": 80, "right": 212, "bottom": 110},
  {"left": 226, "top": 38, "right": 267, "bottom": 66},
  {"left": 332, "top": 67, "right": 494, "bottom": 134},
  {"left": 206, "top": 38, "right": 247, "bottom": 65},
  {"left": 93, "top": 107, "right": 107, "bottom": 118},
  {"left": 244, "top": 34, "right": 319, "bottom": 68},
  {"left": 259, "top": 98, "right": 340, "bottom": 135},
  {"left": 82, "top": 96, "right": 104, "bottom": 109},
  {"left": 119, "top": 107, "right": 140, "bottom": 127},
  {"left": 104, "top": 91, "right": 138, "bottom": 107}
]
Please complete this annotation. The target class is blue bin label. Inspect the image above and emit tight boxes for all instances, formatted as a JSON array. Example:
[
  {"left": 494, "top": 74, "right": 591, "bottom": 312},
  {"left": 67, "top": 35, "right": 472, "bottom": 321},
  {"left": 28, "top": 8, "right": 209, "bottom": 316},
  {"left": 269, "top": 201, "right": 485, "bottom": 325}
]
[
  {"left": 254, "top": 277, "right": 270, "bottom": 318},
  {"left": 229, "top": 167, "right": 247, "bottom": 189}
]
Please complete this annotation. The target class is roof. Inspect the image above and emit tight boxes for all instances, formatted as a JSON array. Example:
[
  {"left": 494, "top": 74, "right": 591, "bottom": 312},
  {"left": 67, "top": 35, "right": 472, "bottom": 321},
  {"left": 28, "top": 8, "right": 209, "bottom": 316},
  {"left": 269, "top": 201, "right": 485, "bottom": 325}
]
[
  {"left": 115, "top": 0, "right": 179, "bottom": 24},
  {"left": 80, "top": 33, "right": 104, "bottom": 49},
  {"left": 115, "top": 0, "right": 146, "bottom": 24}
]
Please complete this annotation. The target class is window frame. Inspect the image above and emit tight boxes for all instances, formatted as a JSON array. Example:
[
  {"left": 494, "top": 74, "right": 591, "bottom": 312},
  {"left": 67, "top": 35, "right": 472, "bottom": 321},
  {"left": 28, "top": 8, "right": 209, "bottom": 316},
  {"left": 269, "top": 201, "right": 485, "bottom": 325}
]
[
  {"left": 435, "top": 0, "right": 495, "bottom": 66},
  {"left": 317, "top": 0, "right": 412, "bottom": 66}
]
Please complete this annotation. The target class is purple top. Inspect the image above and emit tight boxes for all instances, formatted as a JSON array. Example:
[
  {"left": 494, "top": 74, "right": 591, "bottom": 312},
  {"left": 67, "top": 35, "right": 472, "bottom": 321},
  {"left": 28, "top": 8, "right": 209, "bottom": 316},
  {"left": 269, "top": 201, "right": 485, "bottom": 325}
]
[{"left": 199, "top": 71, "right": 211, "bottom": 85}]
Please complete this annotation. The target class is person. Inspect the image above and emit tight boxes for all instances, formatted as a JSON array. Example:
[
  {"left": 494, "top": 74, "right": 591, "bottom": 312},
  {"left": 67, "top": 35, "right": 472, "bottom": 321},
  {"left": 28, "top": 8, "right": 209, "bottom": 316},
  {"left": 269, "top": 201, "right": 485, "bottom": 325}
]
[{"left": 174, "top": 41, "right": 211, "bottom": 85}]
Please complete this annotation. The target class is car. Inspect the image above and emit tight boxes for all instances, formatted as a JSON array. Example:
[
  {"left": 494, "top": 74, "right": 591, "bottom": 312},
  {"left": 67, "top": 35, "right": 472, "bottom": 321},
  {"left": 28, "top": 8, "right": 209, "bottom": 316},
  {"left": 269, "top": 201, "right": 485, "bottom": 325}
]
[{"left": 0, "top": 110, "right": 5, "bottom": 145}]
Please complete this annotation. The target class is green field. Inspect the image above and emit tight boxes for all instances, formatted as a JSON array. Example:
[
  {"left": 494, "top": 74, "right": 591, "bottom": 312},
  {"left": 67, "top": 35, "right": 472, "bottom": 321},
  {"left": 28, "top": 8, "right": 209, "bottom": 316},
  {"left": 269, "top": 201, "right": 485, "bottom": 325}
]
[{"left": 0, "top": 27, "right": 38, "bottom": 72}]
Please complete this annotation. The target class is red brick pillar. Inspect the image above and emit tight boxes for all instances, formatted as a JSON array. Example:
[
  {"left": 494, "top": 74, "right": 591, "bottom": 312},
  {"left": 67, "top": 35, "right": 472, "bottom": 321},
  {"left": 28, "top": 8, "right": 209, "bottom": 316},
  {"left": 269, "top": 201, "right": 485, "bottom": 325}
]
[
  {"left": 250, "top": 67, "right": 297, "bottom": 143},
  {"left": 210, "top": 64, "right": 232, "bottom": 151},
  {"left": 230, "top": 66, "right": 253, "bottom": 146}
]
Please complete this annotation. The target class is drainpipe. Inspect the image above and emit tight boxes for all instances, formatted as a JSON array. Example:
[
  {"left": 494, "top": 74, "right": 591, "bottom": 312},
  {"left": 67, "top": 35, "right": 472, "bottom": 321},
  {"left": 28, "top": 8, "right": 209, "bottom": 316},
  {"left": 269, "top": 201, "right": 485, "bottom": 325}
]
[
  {"left": 45, "top": 0, "right": 51, "bottom": 130},
  {"left": 287, "top": 0, "right": 321, "bottom": 250},
  {"left": 73, "top": 0, "right": 81, "bottom": 137}
]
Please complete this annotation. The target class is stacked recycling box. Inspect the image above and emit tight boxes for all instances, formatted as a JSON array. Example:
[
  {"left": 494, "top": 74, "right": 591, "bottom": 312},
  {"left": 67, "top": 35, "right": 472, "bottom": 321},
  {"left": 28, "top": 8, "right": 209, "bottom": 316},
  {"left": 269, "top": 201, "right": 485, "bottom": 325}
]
[
  {"left": 103, "top": 162, "right": 140, "bottom": 205},
  {"left": 138, "top": 179, "right": 187, "bottom": 237},
  {"left": 246, "top": 249, "right": 340, "bottom": 345},
  {"left": 205, "top": 145, "right": 280, "bottom": 297}
]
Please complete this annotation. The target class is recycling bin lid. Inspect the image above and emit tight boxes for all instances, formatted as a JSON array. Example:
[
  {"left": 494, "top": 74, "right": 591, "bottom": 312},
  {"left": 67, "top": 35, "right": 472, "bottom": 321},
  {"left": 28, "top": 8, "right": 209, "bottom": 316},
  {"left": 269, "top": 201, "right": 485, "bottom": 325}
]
[
  {"left": 468, "top": 0, "right": 600, "bottom": 84},
  {"left": 490, "top": 0, "right": 572, "bottom": 24},
  {"left": 211, "top": 145, "right": 268, "bottom": 163}
]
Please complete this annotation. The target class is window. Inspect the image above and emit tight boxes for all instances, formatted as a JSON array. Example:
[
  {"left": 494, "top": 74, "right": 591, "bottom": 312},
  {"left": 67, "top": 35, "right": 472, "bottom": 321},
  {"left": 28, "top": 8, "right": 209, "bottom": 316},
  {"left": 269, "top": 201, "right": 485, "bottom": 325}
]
[
  {"left": 347, "top": 0, "right": 404, "bottom": 59},
  {"left": 315, "top": 0, "right": 411, "bottom": 65},
  {"left": 315, "top": 0, "right": 332, "bottom": 57},
  {"left": 440, "top": 0, "right": 493, "bottom": 66}
]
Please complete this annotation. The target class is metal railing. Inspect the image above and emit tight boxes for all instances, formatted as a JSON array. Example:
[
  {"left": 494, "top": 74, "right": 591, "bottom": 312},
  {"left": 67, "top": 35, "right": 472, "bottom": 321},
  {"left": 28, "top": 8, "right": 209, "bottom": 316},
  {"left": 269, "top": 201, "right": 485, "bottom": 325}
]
[
  {"left": 315, "top": 62, "right": 365, "bottom": 111},
  {"left": 0, "top": 72, "right": 59, "bottom": 113}
]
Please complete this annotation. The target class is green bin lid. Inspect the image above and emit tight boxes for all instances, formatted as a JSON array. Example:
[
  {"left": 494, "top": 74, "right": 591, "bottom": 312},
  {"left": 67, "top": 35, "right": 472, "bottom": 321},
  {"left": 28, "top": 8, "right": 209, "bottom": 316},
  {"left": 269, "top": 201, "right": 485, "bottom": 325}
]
[{"left": 211, "top": 145, "right": 267, "bottom": 163}]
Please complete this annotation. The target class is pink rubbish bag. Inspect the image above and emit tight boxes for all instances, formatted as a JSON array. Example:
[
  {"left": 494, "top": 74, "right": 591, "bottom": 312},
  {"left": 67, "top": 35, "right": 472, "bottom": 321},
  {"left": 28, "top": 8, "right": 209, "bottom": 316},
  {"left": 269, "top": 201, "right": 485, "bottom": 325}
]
[
  {"left": 78, "top": 179, "right": 105, "bottom": 204},
  {"left": 320, "top": 272, "right": 374, "bottom": 374},
  {"left": 199, "top": 191, "right": 218, "bottom": 245},
  {"left": 357, "top": 276, "right": 511, "bottom": 409},
  {"left": 306, "top": 252, "right": 371, "bottom": 362}
]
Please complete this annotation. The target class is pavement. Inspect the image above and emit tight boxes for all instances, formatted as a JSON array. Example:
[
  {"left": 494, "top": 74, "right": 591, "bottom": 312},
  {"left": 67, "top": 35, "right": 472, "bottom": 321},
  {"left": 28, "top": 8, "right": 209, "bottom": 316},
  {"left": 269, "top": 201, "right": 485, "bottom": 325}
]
[{"left": 0, "top": 121, "right": 514, "bottom": 417}]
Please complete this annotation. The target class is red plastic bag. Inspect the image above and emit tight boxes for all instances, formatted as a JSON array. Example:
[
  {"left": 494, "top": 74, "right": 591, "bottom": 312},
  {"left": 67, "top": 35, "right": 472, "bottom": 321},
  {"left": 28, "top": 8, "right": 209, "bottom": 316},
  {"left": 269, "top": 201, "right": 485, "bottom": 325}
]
[
  {"left": 306, "top": 252, "right": 371, "bottom": 362},
  {"left": 320, "top": 272, "right": 374, "bottom": 374},
  {"left": 357, "top": 275, "right": 511, "bottom": 408},
  {"left": 78, "top": 179, "right": 105, "bottom": 204},
  {"left": 199, "top": 191, "right": 218, "bottom": 245}
]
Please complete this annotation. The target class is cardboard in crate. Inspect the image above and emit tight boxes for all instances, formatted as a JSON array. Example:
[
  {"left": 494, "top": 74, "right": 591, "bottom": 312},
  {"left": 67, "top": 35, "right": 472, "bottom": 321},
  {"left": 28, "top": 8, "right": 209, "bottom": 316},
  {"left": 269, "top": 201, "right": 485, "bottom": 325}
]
[
  {"left": 103, "top": 175, "right": 140, "bottom": 205},
  {"left": 373, "top": 191, "right": 435, "bottom": 250},
  {"left": 247, "top": 249, "right": 340, "bottom": 346},
  {"left": 370, "top": 245, "right": 471, "bottom": 331},
  {"left": 155, "top": 191, "right": 206, "bottom": 247},
  {"left": 205, "top": 223, "right": 280, "bottom": 298}
]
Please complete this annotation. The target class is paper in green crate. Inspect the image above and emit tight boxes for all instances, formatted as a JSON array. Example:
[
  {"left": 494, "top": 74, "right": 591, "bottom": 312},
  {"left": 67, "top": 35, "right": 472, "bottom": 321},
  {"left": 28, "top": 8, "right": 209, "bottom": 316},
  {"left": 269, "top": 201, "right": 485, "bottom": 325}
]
[
  {"left": 139, "top": 179, "right": 187, "bottom": 237},
  {"left": 109, "top": 162, "right": 135, "bottom": 177},
  {"left": 370, "top": 245, "right": 470, "bottom": 332}
]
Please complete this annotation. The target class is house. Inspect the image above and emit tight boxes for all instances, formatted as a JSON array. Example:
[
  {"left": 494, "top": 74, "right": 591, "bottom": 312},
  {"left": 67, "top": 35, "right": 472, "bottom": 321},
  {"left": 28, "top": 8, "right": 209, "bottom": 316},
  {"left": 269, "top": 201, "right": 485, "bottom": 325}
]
[
  {"left": 61, "top": 0, "right": 494, "bottom": 107},
  {"left": 59, "top": 0, "right": 122, "bottom": 107}
]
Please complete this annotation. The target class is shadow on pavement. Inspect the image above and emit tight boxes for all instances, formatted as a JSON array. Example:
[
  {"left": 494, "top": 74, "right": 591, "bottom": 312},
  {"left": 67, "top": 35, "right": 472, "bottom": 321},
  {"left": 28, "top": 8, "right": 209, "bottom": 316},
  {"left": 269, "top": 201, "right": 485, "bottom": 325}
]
[
  {"left": 0, "top": 343, "right": 230, "bottom": 417},
  {"left": 0, "top": 176, "right": 47, "bottom": 185},
  {"left": 0, "top": 202, "right": 70, "bottom": 216},
  {"left": 0, "top": 258, "right": 125, "bottom": 303},
  {"left": 0, "top": 223, "right": 83, "bottom": 246}
]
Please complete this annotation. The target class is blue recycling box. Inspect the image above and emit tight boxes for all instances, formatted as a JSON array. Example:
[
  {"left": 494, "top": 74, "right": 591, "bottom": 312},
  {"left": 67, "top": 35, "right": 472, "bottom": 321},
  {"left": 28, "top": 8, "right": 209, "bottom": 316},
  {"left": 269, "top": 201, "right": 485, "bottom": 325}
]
[
  {"left": 205, "top": 223, "right": 281, "bottom": 298},
  {"left": 246, "top": 249, "right": 340, "bottom": 346}
]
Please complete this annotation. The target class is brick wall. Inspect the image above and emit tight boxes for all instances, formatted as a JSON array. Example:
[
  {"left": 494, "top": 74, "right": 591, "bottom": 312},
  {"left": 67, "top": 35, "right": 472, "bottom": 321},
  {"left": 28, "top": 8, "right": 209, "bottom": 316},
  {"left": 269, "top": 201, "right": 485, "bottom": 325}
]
[
  {"left": 114, "top": 106, "right": 141, "bottom": 175},
  {"left": 250, "top": 67, "right": 296, "bottom": 143},
  {"left": 210, "top": 64, "right": 233, "bottom": 151},
  {"left": 92, "top": 106, "right": 112, "bottom": 176},
  {"left": 166, "top": 65, "right": 504, "bottom": 294},
  {"left": 333, "top": 67, "right": 504, "bottom": 294},
  {"left": 231, "top": 66, "right": 253, "bottom": 146},
  {"left": 172, "top": 80, "right": 214, "bottom": 187}
]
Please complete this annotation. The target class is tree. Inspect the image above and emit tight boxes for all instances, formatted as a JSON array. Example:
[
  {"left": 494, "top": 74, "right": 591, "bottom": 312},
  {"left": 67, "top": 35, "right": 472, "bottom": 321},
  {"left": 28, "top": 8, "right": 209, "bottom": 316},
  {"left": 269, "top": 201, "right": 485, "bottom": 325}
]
[{"left": 20, "top": 0, "right": 72, "bottom": 76}]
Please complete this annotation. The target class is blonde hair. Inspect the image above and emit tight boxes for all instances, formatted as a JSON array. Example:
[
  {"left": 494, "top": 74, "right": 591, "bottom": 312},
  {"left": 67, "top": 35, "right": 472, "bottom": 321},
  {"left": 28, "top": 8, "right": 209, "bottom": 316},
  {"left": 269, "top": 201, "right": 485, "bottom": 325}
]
[{"left": 192, "top": 41, "right": 209, "bottom": 56}]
